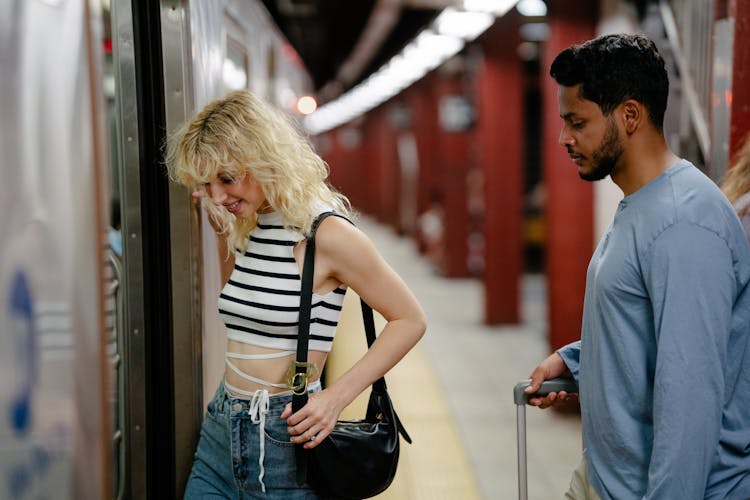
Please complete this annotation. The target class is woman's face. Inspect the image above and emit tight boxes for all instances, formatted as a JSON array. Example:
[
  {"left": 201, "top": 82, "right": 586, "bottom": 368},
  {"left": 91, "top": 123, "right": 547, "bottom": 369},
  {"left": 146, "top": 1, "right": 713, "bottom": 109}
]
[{"left": 205, "top": 171, "right": 269, "bottom": 217}]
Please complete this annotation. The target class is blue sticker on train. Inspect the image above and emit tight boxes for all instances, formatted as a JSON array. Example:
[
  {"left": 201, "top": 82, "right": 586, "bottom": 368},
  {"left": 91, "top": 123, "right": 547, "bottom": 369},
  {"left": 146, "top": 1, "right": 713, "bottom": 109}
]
[{"left": 8, "top": 271, "right": 35, "bottom": 436}]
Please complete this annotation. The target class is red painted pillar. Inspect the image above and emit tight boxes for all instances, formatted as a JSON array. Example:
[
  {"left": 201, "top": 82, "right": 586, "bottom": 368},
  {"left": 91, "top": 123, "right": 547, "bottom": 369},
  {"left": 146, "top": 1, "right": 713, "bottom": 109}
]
[
  {"left": 407, "top": 78, "right": 439, "bottom": 218},
  {"left": 434, "top": 72, "right": 472, "bottom": 277},
  {"left": 407, "top": 77, "right": 444, "bottom": 264},
  {"left": 362, "top": 113, "right": 384, "bottom": 217},
  {"left": 365, "top": 107, "right": 400, "bottom": 225},
  {"left": 331, "top": 126, "right": 366, "bottom": 209},
  {"left": 477, "top": 21, "right": 524, "bottom": 325},
  {"left": 379, "top": 104, "right": 401, "bottom": 228},
  {"left": 542, "top": 0, "right": 597, "bottom": 350},
  {"left": 730, "top": 0, "right": 750, "bottom": 157},
  {"left": 388, "top": 101, "right": 419, "bottom": 236},
  {"left": 320, "top": 131, "right": 342, "bottom": 190}
]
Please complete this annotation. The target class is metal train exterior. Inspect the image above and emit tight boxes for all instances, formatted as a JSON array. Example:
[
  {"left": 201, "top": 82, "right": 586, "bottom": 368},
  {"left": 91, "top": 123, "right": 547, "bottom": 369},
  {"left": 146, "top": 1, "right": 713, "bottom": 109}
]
[
  {"left": 3, "top": 1, "right": 749, "bottom": 499},
  {"left": 0, "top": 1, "right": 313, "bottom": 498}
]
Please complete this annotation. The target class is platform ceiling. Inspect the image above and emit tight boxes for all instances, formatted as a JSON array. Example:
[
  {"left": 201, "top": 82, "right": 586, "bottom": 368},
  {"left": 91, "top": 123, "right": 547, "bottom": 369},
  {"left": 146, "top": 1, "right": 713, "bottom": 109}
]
[{"left": 261, "top": 0, "right": 442, "bottom": 100}]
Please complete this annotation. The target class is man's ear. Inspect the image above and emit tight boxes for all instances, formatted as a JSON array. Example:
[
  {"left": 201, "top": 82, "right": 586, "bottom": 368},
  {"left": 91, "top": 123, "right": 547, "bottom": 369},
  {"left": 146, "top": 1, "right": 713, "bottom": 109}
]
[{"left": 620, "top": 99, "right": 643, "bottom": 135}]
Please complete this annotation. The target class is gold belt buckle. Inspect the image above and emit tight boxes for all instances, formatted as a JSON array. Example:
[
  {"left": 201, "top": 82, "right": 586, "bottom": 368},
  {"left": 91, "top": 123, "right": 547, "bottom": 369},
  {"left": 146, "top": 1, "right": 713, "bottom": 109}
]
[{"left": 285, "top": 361, "right": 319, "bottom": 395}]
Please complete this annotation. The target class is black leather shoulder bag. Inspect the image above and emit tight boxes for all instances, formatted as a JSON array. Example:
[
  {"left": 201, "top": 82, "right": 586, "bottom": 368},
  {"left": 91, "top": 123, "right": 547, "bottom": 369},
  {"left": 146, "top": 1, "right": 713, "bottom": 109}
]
[{"left": 291, "top": 211, "right": 412, "bottom": 499}]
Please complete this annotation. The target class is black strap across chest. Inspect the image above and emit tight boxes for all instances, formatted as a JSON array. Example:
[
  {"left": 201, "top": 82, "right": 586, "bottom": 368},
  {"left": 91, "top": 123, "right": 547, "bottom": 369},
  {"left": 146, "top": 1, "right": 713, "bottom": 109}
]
[{"left": 291, "top": 211, "right": 386, "bottom": 412}]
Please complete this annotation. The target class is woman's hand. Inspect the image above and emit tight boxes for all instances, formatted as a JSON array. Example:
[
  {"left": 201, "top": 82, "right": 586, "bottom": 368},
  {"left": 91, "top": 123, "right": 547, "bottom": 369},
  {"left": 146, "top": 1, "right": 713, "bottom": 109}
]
[
  {"left": 281, "top": 389, "right": 344, "bottom": 449},
  {"left": 192, "top": 189, "right": 227, "bottom": 235},
  {"left": 193, "top": 188, "right": 234, "bottom": 283}
]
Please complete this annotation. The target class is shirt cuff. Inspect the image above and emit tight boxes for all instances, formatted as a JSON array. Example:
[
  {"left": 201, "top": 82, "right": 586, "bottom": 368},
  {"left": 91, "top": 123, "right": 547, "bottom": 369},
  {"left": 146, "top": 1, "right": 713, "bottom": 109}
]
[{"left": 556, "top": 341, "right": 581, "bottom": 382}]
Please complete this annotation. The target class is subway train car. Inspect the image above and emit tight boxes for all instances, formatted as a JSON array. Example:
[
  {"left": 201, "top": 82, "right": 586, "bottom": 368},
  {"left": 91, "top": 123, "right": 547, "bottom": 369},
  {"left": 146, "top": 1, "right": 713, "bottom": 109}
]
[
  {"left": 0, "top": 1, "right": 314, "bottom": 498},
  {"left": 4, "top": 0, "right": 750, "bottom": 499}
]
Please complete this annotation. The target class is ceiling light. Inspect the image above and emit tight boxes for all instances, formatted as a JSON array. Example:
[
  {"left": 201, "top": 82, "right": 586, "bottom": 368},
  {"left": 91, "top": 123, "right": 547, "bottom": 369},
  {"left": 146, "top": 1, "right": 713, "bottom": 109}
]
[
  {"left": 516, "top": 41, "right": 539, "bottom": 61},
  {"left": 462, "top": 0, "right": 518, "bottom": 16},
  {"left": 516, "top": 0, "right": 547, "bottom": 17},
  {"left": 304, "top": 3, "right": 520, "bottom": 135},
  {"left": 296, "top": 96, "right": 317, "bottom": 115},
  {"left": 435, "top": 8, "right": 494, "bottom": 41},
  {"left": 519, "top": 22, "right": 549, "bottom": 41}
]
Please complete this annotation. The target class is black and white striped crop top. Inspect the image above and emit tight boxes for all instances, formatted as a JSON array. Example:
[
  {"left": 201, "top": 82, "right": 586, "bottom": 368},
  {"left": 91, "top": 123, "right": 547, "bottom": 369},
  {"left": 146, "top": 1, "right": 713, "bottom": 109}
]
[{"left": 218, "top": 211, "right": 347, "bottom": 352}]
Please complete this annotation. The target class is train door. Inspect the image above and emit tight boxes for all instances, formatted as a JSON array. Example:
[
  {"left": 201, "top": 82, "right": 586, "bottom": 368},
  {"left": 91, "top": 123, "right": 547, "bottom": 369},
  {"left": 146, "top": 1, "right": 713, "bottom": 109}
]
[
  {"left": 0, "top": 0, "right": 111, "bottom": 498},
  {"left": 107, "top": 0, "right": 204, "bottom": 497}
]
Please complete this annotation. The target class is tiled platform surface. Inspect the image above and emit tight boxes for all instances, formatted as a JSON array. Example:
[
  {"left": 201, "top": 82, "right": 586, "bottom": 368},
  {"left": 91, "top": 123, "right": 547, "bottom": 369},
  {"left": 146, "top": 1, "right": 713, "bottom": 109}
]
[{"left": 327, "top": 217, "right": 582, "bottom": 500}]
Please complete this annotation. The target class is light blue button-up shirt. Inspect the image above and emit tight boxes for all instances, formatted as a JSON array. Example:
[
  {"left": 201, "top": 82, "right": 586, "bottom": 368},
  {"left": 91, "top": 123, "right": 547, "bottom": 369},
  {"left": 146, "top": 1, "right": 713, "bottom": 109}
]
[{"left": 558, "top": 160, "right": 750, "bottom": 500}]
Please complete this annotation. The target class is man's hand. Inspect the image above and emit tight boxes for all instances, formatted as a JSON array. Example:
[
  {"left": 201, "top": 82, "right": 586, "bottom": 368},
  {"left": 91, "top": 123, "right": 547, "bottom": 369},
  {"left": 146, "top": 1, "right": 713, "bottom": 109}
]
[{"left": 525, "top": 352, "right": 576, "bottom": 409}]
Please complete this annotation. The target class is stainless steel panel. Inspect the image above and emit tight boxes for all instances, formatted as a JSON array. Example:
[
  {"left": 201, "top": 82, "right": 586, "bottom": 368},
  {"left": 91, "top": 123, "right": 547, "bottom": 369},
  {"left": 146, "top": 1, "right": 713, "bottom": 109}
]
[
  {"left": 0, "top": 0, "right": 110, "bottom": 498},
  {"left": 111, "top": 0, "right": 148, "bottom": 497},
  {"left": 159, "top": 1, "right": 204, "bottom": 495}
]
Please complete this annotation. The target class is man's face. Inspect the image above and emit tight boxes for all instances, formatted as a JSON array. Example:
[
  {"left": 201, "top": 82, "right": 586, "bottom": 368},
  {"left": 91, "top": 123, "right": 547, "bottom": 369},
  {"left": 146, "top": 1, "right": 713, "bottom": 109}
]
[{"left": 557, "top": 84, "right": 624, "bottom": 181}]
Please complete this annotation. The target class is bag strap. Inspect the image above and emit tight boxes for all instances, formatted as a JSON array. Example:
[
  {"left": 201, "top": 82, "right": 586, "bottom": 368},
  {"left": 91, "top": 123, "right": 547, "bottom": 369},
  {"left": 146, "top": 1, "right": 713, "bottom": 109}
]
[{"left": 293, "top": 211, "right": 410, "bottom": 486}]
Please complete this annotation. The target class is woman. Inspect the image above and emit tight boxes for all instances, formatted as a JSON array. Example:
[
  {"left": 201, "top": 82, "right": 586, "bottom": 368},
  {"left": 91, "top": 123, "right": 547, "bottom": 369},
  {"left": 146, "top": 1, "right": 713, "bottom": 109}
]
[
  {"left": 722, "top": 132, "right": 750, "bottom": 242},
  {"left": 166, "top": 90, "right": 427, "bottom": 499}
]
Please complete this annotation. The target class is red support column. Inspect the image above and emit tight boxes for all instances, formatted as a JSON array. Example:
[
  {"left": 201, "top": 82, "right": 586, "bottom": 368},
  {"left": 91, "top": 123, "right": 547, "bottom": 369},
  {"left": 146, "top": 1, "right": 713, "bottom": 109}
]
[
  {"left": 477, "top": 20, "right": 524, "bottom": 325},
  {"left": 321, "top": 131, "right": 343, "bottom": 190},
  {"left": 407, "top": 77, "right": 440, "bottom": 222},
  {"left": 378, "top": 105, "right": 401, "bottom": 228},
  {"left": 542, "top": 0, "right": 597, "bottom": 350},
  {"left": 730, "top": 0, "right": 750, "bottom": 157},
  {"left": 362, "top": 113, "right": 384, "bottom": 217},
  {"left": 365, "top": 107, "right": 400, "bottom": 225},
  {"left": 328, "top": 126, "right": 366, "bottom": 209},
  {"left": 434, "top": 73, "right": 472, "bottom": 277},
  {"left": 407, "top": 77, "right": 443, "bottom": 264}
]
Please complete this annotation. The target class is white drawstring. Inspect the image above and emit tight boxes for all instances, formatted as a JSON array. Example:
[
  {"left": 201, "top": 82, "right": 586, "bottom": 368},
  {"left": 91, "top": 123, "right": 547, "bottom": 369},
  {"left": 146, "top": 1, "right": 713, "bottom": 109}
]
[
  {"left": 248, "top": 389, "right": 270, "bottom": 493},
  {"left": 225, "top": 380, "right": 321, "bottom": 493}
]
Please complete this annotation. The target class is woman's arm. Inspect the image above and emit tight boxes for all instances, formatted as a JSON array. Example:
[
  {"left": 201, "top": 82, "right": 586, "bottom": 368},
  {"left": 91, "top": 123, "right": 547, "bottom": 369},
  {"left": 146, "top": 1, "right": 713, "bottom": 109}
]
[{"left": 283, "top": 216, "right": 427, "bottom": 447}]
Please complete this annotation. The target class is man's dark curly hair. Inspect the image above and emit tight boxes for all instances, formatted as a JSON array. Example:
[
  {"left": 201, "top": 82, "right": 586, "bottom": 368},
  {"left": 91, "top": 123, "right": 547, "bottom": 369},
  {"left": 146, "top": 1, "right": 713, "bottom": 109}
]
[{"left": 550, "top": 33, "right": 669, "bottom": 130}]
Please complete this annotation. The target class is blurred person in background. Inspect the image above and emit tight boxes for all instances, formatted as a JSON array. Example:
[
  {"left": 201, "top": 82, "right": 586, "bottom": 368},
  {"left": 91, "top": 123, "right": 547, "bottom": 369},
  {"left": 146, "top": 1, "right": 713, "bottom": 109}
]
[{"left": 722, "top": 131, "right": 750, "bottom": 243}]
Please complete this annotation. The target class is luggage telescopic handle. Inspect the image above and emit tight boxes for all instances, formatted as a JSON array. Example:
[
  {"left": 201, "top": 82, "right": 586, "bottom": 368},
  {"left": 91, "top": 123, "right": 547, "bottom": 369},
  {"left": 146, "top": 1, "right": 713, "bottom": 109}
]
[
  {"left": 513, "top": 377, "right": 578, "bottom": 500},
  {"left": 513, "top": 378, "right": 578, "bottom": 405}
]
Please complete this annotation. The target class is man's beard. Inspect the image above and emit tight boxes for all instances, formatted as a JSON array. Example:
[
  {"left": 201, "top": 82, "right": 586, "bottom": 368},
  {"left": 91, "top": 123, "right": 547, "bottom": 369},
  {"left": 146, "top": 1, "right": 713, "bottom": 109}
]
[{"left": 579, "top": 118, "right": 623, "bottom": 182}]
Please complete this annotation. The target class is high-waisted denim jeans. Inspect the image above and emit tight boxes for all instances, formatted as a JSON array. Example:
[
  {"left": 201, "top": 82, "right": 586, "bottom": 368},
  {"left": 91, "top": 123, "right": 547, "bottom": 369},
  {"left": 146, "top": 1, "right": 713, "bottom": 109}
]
[{"left": 183, "top": 379, "right": 324, "bottom": 499}]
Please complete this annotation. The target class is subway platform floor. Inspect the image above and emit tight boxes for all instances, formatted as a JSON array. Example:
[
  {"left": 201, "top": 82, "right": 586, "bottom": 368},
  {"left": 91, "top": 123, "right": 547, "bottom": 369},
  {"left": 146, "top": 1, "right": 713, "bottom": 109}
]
[{"left": 327, "top": 216, "right": 582, "bottom": 500}]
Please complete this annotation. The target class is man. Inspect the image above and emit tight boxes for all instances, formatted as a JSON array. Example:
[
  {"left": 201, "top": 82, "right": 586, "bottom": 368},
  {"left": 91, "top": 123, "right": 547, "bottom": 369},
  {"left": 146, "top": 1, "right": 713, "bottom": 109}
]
[{"left": 526, "top": 33, "right": 750, "bottom": 499}]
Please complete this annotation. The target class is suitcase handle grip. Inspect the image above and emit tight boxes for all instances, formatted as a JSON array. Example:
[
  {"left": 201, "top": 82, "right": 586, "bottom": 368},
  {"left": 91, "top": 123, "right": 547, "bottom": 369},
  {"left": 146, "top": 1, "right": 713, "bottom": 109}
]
[{"left": 513, "top": 378, "right": 578, "bottom": 405}]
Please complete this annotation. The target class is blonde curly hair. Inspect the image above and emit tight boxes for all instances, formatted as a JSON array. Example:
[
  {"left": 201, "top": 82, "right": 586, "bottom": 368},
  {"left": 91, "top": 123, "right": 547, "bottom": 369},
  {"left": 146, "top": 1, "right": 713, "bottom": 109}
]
[
  {"left": 165, "top": 90, "right": 351, "bottom": 251},
  {"left": 722, "top": 132, "right": 750, "bottom": 218}
]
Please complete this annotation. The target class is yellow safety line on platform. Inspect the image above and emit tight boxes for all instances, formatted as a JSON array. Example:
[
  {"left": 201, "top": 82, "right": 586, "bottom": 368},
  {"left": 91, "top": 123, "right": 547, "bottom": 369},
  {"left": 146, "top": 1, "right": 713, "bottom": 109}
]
[{"left": 326, "top": 291, "right": 481, "bottom": 500}]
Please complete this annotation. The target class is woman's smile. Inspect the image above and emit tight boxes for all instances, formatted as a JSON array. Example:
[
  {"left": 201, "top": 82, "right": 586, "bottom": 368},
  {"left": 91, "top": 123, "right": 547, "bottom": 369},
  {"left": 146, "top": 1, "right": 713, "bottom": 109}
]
[{"left": 225, "top": 200, "right": 242, "bottom": 213}]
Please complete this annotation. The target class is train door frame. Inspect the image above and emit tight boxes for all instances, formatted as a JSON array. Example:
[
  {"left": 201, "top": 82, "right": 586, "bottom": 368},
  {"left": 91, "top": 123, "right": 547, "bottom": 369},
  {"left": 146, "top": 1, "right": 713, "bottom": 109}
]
[
  {"left": 110, "top": 0, "right": 148, "bottom": 497},
  {"left": 158, "top": 0, "right": 204, "bottom": 496},
  {"left": 110, "top": 0, "right": 204, "bottom": 497}
]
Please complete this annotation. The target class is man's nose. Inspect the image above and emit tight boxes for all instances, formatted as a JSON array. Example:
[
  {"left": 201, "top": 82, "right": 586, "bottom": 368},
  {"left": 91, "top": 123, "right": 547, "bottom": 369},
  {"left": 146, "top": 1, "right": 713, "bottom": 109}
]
[{"left": 558, "top": 127, "right": 574, "bottom": 148}]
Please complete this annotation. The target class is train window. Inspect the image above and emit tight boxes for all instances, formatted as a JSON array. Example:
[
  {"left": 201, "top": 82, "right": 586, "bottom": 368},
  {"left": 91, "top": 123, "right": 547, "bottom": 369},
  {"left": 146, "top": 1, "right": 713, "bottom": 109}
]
[
  {"left": 223, "top": 12, "right": 249, "bottom": 92},
  {"left": 223, "top": 36, "right": 249, "bottom": 91}
]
